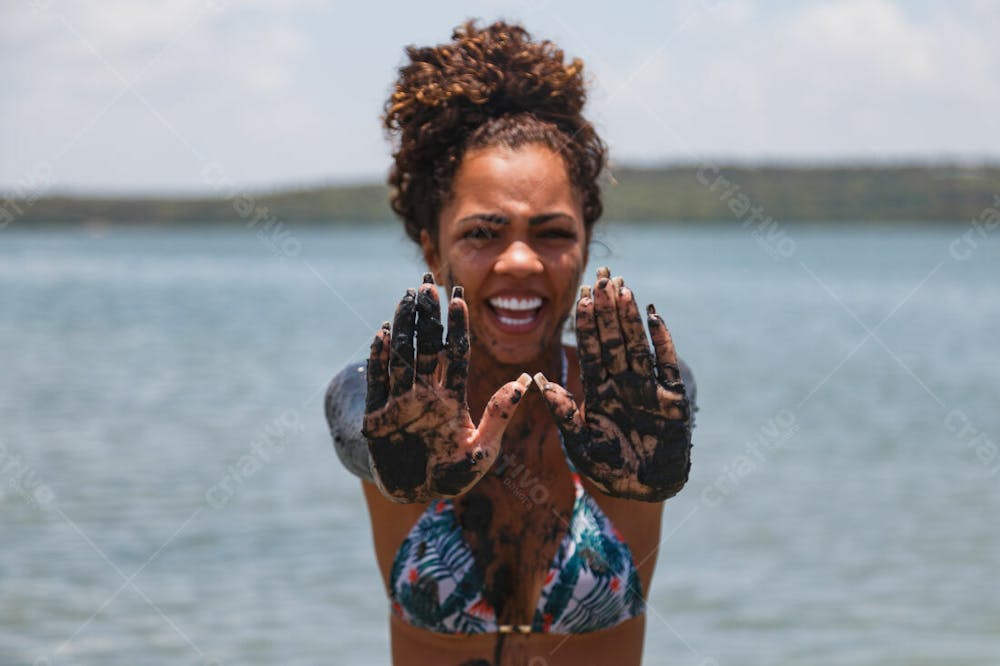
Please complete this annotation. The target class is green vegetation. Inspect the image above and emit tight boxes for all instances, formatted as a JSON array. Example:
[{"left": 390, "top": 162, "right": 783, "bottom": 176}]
[{"left": 8, "top": 164, "right": 999, "bottom": 226}]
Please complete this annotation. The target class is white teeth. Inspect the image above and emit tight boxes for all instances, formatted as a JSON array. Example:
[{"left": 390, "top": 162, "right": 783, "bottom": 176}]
[
  {"left": 489, "top": 296, "right": 542, "bottom": 311},
  {"left": 498, "top": 315, "right": 533, "bottom": 326}
]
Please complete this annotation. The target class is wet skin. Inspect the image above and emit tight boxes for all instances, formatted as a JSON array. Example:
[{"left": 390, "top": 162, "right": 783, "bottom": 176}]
[{"left": 359, "top": 144, "right": 691, "bottom": 665}]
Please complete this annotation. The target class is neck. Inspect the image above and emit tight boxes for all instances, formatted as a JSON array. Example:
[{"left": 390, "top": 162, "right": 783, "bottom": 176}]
[
  {"left": 468, "top": 342, "right": 563, "bottom": 405},
  {"left": 466, "top": 341, "right": 564, "bottom": 456}
]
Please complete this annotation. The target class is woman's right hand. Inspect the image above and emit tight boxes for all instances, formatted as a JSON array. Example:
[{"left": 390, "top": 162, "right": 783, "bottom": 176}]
[{"left": 362, "top": 274, "right": 531, "bottom": 503}]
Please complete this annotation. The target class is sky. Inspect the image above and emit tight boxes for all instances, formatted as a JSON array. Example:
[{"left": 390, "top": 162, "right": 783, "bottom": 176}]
[{"left": 2, "top": 0, "right": 998, "bottom": 195}]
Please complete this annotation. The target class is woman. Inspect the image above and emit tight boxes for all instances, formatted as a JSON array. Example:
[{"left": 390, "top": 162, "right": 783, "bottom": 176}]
[{"left": 325, "top": 20, "right": 697, "bottom": 666}]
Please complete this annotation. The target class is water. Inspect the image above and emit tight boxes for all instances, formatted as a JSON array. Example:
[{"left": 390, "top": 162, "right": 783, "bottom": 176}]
[{"left": 1, "top": 222, "right": 998, "bottom": 665}]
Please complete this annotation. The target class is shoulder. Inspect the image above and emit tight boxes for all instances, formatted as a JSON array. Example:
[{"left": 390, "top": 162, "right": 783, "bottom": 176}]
[
  {"left": 676, "top": 357, "right": 697, "bottom": 406},
  {"left": 325, "top": 361, "right": 367, "bottom": 417},
  {"left": 676, "top": 356, "right": 699, "bottom": 429},
  {"left": 324, "top": 361, "right": 373, "bottom": 480}
]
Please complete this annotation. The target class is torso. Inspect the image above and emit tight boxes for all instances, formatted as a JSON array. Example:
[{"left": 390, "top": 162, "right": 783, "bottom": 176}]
[{"left": 361, "top": 346, "right": 666, "bottom": 666}]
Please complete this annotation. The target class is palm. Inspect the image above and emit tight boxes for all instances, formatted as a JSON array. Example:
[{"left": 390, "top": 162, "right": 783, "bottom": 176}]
[
  {"left": 363, "top": 275, "right": 531, "bottom": 503},
  {"left": 537, "top": 269, "right": 691, "bottom": 501}
]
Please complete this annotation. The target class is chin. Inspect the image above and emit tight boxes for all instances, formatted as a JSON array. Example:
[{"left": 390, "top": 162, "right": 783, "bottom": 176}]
[
  {"left": 472, "top": 315, "right": 565, "bottom": 370},
  {"left": 476, "top": 340, "right": 546, "bottom": 368}
]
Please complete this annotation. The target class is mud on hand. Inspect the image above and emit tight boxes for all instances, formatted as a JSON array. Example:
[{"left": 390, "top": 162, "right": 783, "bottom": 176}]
[
  {"left": 363, "top": 273, "right": 532, "bottom": 503},
  {"left": 534, "top": 267, "right": 692, "bottom": 502}
]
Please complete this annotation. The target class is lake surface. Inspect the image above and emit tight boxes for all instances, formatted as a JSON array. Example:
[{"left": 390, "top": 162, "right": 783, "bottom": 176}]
[{"left": 1, "top": 222, "right": 998, "bottom": 665}]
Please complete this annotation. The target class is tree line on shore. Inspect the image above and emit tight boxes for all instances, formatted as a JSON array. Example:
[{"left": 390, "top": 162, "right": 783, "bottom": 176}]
[{"left": 6, "top": 164, "right": 998, "bottom": 226}]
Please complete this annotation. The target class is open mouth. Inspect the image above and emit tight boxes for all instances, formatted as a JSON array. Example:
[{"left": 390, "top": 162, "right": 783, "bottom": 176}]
[{"left": 486, "top": 295, "right": 545, "bottom": 333}]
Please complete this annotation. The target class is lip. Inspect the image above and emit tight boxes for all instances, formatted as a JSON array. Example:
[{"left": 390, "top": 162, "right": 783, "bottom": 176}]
[{"left": 483, "top": 291, "right": 547, "bottom": 335}]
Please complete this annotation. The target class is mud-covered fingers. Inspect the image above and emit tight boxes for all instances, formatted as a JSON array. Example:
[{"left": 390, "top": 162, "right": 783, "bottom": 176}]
[
  {"left": 415, "top": 274, "right": 444, "bottom": 385},
  {"left": 665, "top": 396, "right": 691, "bottom": 422},
  {"left": 476, "top": 373, "right": 533, "bottom": 445},
  {"left": 594, "top": 271, "right": 628, "bottom": 376},
  {"left": 389, "top": 288, "right": 417, "bottom": 396},
  {"left": 617, "top": 284, "right": 655, "bottom": 377},
  {"left": 576, "top": 286, "right": 605, "bottom": 387},
  {"left": 365, "top": 321, "right": 392, "bottom": 413},
  {"left": 532, "top": 372, "right": 585, "bottom": 438},
  {"left": 445, "top": 286, "right": 470, "bottom": 401},
  {"left": 647, "top": 304, "right": 682, "bottom": 386}
]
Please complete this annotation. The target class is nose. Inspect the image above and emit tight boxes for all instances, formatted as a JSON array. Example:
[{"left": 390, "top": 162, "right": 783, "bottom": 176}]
[{"left": 494, "top": 240, "right": 543, "bottom": 277}]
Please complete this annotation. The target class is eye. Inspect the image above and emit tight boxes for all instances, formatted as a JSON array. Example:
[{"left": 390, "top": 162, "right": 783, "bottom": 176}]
[
  {"left": 462, "top": 226, "right": 497, "bottom": 241},
  {"left": 538, "top": 228, "right": 578, "bottom": 241}
]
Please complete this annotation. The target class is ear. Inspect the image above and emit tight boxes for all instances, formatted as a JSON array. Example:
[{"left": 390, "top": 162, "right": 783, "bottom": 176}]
[{"left": 419, "top": 229, "right": 441, "bottom": 283}]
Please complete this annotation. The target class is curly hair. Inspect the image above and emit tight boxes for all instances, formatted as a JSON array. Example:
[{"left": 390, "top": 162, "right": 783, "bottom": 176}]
[{"left": 383, "top": 19, "right": 607, "bottom": 244}]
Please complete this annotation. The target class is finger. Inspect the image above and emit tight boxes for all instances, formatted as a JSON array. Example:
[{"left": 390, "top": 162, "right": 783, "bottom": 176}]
[
  {"left": 415, "top": 273, "right": 443, "bottom": 385},
  {"left": 476, "top": 373, "right": 533, "bottom": 445},
  {"left": 366, "top": 321, "right": 391, "bottom": 413},
  {"left": 647, "top": 304, "right": 682, "bottom": 387},
  {"left": 533, "top": 372, "right": 585, "bottom": 440},
  {"left": 389, "top": 288, "right": 417, "bottom": 396},
  {"left": 617, "top": 284, "right": 655, "bottom": 377},
  {"left": 594, "top": 271, "right": 628, "bottom": 377},
  {"left": 575, "top": 286, "right": 605, "bottom": 387},
  {"left": 445, "top": 286, "right": 470, "bottom": 401}
]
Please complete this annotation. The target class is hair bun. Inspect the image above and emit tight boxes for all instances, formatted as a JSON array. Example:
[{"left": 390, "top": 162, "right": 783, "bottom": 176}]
[
  {"left": 385, "top": 20, "right": 586, "bottom": 146},
  {"left": 384, "top": 19, "right": 606, "bottom": 243}
]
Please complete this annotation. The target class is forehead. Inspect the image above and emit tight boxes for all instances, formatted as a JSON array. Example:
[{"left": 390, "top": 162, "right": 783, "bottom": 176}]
[{"left": 446, "top": 144, "right": 580, "bottom": 215}]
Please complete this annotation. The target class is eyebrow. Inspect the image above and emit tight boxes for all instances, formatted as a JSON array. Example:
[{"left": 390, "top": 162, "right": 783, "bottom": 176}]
[{"left": 457, "top": 212, "right": 573, "bottom": 227}]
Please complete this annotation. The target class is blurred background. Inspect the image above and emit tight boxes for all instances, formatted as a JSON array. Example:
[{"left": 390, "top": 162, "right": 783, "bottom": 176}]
[{"left": 2, "top": 1, "right": 998, "bottom": 664}]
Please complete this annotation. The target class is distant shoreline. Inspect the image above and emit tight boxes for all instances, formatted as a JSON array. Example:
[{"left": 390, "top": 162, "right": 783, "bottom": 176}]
[{"left": 4, "top": 163, "right": 998, "bottom": 226}]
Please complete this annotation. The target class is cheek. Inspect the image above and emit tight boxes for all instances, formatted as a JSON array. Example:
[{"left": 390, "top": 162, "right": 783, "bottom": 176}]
[
  {"left": 570, "top": 258, "right": 584, "bottom": 290},
  {"left": 543, "top": 250, "right": 585, "bottom": 322},
  {"left": 558, "top": 250, "right": 586, "bottom": 294},
  {"left": 443, "top": 245, "right": 490, "bottom": 292}
]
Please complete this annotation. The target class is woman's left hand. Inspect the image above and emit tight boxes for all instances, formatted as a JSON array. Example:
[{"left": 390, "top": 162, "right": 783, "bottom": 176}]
[{"left": 534, "top": 267, "right": 692, "bottom": 502}]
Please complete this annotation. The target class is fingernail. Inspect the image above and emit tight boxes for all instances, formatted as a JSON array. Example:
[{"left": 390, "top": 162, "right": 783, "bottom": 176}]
[
  {"left": 647, "top": 304, "right": 657, "bottom": 315},
  {"left": 612, "top": 276, "right": 624, "bottom": 293},
  {"left": 381, "top": 321, "right": 391, "bottom": 331},
  {"left": 597, "top": 278, "right": 608, "bottom": 290},
  {"left": 422, "top": 272, "right": 434, "bottom": 284},
  {"left": 580, "top": 285, "right": 591, "bottom": 299},
  {"left": 597, "top": 266, "right": 611, "bottom": 279},
  {"left": 517, "top": 373, "right": 532, "bottom": 387},
  {"left": 452, "top": 285, "right": 464, "bottom": 299},
  {"left": 532, "top": 372, "right": 548, "bottom": 390},
  {"left": 405, "top": 288, "right": 416, "bottom": 298}
]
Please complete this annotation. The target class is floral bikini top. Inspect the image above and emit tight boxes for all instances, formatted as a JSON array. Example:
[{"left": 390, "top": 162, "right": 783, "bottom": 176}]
[
  {"left": 328, "top": 348, "right": 697, "bottom": 636},
  {"left": 388, "top": 468, "right": 646, "bottom": 635}
]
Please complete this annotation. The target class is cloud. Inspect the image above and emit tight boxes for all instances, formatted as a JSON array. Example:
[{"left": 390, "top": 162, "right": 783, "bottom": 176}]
[
  {"left": 589, "top": 0, "right": 1000, "bottom": 162},
  {"left": 0, "top": 0, "right": 356, "bottom": 193},
  {"left": 1, "top": 0, "right": 997, "bottom": 193}
]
